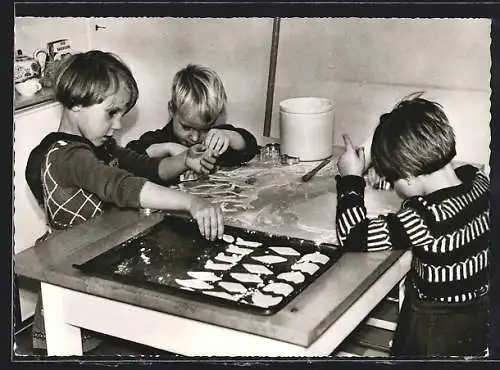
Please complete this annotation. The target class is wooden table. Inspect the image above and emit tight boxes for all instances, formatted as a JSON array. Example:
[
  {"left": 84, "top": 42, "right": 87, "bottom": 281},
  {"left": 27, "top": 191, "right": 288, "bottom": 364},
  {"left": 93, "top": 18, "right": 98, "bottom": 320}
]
[{"left": 15, "top": 149, "right": 412, "bottom": 356}]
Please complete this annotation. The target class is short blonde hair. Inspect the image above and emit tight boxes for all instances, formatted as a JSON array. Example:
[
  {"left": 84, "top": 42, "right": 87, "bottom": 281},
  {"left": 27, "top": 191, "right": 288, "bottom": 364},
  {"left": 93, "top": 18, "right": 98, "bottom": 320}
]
[{"left": 169, "top": 64, "right": 227, "bottom": 124}]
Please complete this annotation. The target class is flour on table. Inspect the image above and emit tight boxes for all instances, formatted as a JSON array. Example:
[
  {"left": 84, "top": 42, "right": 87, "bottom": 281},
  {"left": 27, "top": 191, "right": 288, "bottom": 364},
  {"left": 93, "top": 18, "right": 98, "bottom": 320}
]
[
  {"left": 277, "top": 271, "right": 305, "bottom": 284},
  {"left": 230, "top": 272, "right": 263, "bottom": 284},
  {"left": 187, "top": 271, "right": 221, "bottom": 282},
  {"left": 251, "top": 255, "right": 287, "bottom": 264},
  {"left": 243, "top": 263, "right": 273, "bottom": 275},
  {"left": 175, "top": 278, "right": 214, "bottom": 290},
  {"left": 269, "top": 246, "right": 301, "bottom": 256},
  {"left": 263, "top": 282, "right": 294, "bottom": 296}
]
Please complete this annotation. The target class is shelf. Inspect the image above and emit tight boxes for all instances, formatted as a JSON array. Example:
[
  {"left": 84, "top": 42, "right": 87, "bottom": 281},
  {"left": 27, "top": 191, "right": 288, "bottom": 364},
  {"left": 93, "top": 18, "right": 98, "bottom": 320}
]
[{"left": 14, "top": 87, "right": 55, "bottom": 112}]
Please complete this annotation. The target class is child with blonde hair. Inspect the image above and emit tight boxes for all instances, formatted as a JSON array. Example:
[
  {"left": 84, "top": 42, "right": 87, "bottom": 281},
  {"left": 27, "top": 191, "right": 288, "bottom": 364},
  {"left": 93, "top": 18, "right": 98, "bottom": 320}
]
[
  {"left": 126, "top": 64, "right": 258, "bottom": 177},
  {"left": 25, "top": 50, "right": 224, "bottom": 353}
]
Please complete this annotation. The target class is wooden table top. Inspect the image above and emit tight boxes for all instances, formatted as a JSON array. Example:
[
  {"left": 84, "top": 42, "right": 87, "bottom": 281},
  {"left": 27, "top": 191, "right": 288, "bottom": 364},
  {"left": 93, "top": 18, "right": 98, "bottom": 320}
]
[{"left": 14, "top": 147, "right": 407, "bottom": 347}]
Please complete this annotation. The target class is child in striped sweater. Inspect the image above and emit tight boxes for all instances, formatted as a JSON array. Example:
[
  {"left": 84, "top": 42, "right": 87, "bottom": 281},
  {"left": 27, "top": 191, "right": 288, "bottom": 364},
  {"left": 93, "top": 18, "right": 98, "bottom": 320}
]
[{"left": 335, "top": 93, "right": 489, "bottom": 357}]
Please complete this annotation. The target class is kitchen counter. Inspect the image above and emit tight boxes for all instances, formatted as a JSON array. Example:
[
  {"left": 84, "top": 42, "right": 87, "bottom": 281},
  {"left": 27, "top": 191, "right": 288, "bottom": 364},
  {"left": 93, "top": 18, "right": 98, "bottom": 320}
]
[
  {"left": 14, "top": 87, "right": 55, "bottom": 112},
  {"left": 14, "top": 153, "right": 411, "bottom": 356}
]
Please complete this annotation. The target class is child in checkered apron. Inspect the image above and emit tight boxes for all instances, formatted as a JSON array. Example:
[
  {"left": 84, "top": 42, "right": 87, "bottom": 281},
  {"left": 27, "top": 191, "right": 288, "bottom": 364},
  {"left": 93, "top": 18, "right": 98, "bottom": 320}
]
[{"left": 24, "top": 50, "right": 225, "bottom": 354}]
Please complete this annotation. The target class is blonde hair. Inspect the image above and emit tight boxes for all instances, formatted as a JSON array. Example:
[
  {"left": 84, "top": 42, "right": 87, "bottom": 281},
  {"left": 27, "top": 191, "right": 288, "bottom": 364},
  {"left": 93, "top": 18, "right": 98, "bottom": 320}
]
[{"left": 169, "top": 64, "right": 227, "bottom": 124}]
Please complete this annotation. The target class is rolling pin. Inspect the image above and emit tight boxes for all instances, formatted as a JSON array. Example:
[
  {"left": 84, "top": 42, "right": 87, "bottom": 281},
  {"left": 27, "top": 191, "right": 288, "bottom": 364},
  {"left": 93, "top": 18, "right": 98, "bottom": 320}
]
[{"left": 301, "top": 157, "right": 332, "bottom": 182}]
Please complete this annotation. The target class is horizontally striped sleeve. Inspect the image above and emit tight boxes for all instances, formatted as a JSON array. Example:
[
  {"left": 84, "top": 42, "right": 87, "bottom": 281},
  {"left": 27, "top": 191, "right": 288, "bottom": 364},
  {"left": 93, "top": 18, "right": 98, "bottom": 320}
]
[{"left": 335, "top": 175, "right": 409, "bottom": 252}]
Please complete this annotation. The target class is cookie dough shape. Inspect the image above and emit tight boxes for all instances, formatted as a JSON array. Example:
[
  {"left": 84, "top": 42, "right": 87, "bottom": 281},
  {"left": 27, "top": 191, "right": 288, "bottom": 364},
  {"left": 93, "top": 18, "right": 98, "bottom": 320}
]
[
  {"left": 187, "top": 271, "right": 221, "bottom": 282},
  {"left": 251, "top": 255, "right": 287, "bottom": 264},
  {"left": 218, "top": 281, "right": 248, "bottom": 293},
  {"left": 291, "top": 261, "right": 320, "bottom": 275},
  {"left": 230, "top": 272, "right": 263, "bottom": 284},
  {"left": 235, "top": 237, "right": 262, "bottom": 248},
  {"left": 215, "top": 252, "right": 242, "bottom": 264},
  {"left": 222, "top": 234, "right": 235, "bottom": 243},
  {"left": 277, "top": 271, "right": 305, "bottom": 284},
  {"left": 298, "top": 251, "right": 330, "bottom": 265},
  {"left": 175, "top": 278, "right": 214, "bottom": 290},
  {"left": 243, "top": 263, "right": 273, "bottom": 275},
  {"left": 204, "top": 260, "right": 233, "bottom": 271},
  {"left": 225, "top": 244, "right": 253, "bottom": 256},
  {"left": 263, "top": 282, "right": 294, "bottom": 296},
  {"left": 251, "top": 290, "right": 283, "bottom": 308},
  {"left": 203, "top": 290, "right": 241, "bottom": 301},
  {"left": 269, "top": 246, "right": 301, "bottom": 256}
]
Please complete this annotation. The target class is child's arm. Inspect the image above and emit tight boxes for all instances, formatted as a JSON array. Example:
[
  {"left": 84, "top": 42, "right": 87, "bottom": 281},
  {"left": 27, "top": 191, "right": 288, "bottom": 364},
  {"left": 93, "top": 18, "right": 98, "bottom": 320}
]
[
  {"left": 336, "top": 134, "right": 409, "bottom": 251},
  {"left": 126, "top": 124, "right": 173, "bottom": 154},
  {"left": 204, "top": 124, "right": 259, "bottom": 166},
  {"left": 52, "top": 142, "right": 223, "bottom": 240},
  {"left": 105, "top": 139, "right": 215, "bottom": 184}
]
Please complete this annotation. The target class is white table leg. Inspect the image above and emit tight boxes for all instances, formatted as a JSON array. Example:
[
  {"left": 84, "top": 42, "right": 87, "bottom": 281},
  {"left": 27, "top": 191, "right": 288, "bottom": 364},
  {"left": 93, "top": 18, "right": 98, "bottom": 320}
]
[{"left": 41, "top": 282, "right": 83, "bottom": 356}]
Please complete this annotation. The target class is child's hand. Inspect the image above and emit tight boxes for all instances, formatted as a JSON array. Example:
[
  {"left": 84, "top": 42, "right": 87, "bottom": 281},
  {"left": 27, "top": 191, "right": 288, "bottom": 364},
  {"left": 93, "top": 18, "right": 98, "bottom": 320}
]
[
  {"left": 185, "top": 144, "right": 218, "bottom": 174},
  {"left": 337, "top": 134, "right": 365, "bottom": 176},
  {"left": 189, "top": 196, "right": 224, "bottom": 241},
  {"left": 204, "top": 129, "right": 230, "bottom": 156},
  {"left": 146, "top": 142, "right": 188, "bottom": 158}
]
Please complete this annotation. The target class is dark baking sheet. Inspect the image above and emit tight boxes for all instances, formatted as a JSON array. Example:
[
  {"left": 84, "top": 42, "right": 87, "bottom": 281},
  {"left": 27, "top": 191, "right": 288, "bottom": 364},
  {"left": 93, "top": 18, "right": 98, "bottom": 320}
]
[{"left": 73, "top": 214, "right": 342, "bottom": 315}]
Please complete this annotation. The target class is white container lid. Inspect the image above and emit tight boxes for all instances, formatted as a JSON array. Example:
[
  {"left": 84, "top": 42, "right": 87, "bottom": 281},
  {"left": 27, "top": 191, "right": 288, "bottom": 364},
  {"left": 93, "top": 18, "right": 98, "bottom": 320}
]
[{"left": 279, "top": 97, "right": 334, "bottom": 114}]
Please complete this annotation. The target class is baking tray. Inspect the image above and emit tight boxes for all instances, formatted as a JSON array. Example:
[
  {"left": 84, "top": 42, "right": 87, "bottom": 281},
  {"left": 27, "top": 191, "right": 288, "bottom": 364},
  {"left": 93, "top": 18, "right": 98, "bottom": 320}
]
[{"left": 73, "top": 214, "right": 342, "bottom": 315}]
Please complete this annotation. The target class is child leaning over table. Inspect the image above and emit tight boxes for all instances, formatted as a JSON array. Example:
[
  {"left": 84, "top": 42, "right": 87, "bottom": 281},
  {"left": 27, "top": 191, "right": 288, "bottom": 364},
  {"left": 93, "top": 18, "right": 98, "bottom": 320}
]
[
  {"left": 24, "top": 50, "right": 225, "bottom": 354},
  {"left": 335, "top": 93, "right": 489, "bottom": 357},
  {"left": 126, "top": 63, "right": 258, "bottom": 177}
]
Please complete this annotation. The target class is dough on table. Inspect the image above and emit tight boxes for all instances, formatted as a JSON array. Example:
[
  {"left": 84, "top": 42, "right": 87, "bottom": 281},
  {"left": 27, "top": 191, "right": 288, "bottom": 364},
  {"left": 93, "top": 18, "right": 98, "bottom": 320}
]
[
  {"left": 222, "top": 234, "right": 235, "bottom": 243},
  {"left": 263, "top": 282, "right": 294, "bottom": 296},
  {"left": 298, "top": 251, "right": 330, "bottom": 265},
  {"left": 203, "top": 290, "right": 241, "bottom": 301},
  {"left": 187, "top": 271, "right": 221, "bottom": 282},
  {"left": 225, "top": 244, "right": 253, "bottom": 256},
  {"left": 218, "top": 281, "right": 248, "bottom": 293},
  {"left": 277, "top": 271, "right": 305, "bottom": 284},
  {"left": 175, "top": 278, "right": 214, "bottom": 290},
  {"left": 243, "top": 263, "right": 273, "bottom": 275},
  {"left": 230, "top": 272, "right": 263, "bottom": 284},
  {"left": 251, "top": 255, "right": 287, "bottom": 264},
  {"left": 291, "top": 261, "right": 320, "bottom": 275},
  {"left": 204, "top": 260, "right": 234, "bottom": 271},
  {"left": 269, "top": 246, "right": 300, "bottom": 256},
  {"left": 251, "top": 290, "right": 283, "bottom": 308}
]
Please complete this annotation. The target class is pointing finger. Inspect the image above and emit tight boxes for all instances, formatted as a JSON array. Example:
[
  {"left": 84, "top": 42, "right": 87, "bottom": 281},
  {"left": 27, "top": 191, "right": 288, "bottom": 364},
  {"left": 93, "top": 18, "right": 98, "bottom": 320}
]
[{"left": 343, "top": 134, "right": 355, "bottom": 151}]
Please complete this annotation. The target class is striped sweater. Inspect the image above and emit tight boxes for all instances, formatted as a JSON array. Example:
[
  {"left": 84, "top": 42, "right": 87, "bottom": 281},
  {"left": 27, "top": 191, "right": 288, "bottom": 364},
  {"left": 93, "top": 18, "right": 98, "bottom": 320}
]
[{"left": 335, "top": 165, "right": 489, "bottom": 304}]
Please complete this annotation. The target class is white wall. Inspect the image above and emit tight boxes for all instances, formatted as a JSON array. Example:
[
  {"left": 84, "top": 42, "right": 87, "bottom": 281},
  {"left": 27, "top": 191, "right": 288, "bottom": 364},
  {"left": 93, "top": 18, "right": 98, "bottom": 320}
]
[{"left": 273, "top": 18, "right": 491, "bottom": 165}]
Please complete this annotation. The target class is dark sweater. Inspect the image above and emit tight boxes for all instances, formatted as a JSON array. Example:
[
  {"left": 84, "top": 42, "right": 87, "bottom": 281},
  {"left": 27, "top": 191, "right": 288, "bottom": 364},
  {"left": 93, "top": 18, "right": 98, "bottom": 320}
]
[
  {"left": 126, "top": 120, "right": 259, "bottom": 166},
  {"left": 25, "top": 133, "right": 162, "bottom": 230},
  {"left": 335, "top": 165, "right": 489, "bottom": 304}
]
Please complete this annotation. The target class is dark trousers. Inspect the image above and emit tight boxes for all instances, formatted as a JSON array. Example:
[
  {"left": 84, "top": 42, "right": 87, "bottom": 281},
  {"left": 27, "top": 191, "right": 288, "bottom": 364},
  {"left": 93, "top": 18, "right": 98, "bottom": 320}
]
[{"left": 390, "top": 285, "right": 489, "bottom": 357}]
